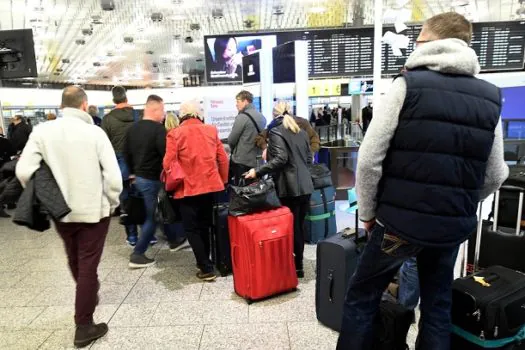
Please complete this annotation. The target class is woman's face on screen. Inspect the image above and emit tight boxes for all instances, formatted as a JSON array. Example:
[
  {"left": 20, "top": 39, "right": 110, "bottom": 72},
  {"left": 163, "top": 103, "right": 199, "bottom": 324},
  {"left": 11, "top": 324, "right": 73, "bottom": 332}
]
[{"left": 223, "top": 38, "right": 237, "bottom": 60}]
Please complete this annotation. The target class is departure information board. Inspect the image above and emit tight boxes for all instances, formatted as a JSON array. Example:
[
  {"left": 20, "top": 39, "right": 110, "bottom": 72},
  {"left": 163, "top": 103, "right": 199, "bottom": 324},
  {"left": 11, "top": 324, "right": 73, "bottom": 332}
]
[
  {"left": 276, "top": 21, "right": 525, "bottom": 77},
  {"left": 205, "top": 21, "right": 525, "bottom": 83},
  {"left": 471, "top": 21, "right": 525, "bottom": 71},
  {"left": 277, "top": 29, "right": 374, "bottom": 77}
]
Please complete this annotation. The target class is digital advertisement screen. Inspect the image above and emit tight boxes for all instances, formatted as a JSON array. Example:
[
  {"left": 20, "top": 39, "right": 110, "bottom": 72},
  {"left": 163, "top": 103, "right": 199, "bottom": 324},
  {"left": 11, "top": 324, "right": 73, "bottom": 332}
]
[
  {"left": 205, "top": 34, "right": 277, "bottom": 83},
  {"left": 242, "top": 52, "right": 261, "bottom": 84},
  {"left": 0, "top": 29, "right": 38, "bottom": 79},
  {"left": 273, "top": 42, "right": 296, "bottom": 84}
]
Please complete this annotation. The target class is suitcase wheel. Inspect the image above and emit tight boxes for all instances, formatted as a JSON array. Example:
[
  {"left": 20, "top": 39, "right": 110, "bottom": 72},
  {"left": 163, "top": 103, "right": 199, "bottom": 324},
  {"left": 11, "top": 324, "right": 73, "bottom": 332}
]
[{"left": 246, "top": 298, "right": 253, "bottom": 305}]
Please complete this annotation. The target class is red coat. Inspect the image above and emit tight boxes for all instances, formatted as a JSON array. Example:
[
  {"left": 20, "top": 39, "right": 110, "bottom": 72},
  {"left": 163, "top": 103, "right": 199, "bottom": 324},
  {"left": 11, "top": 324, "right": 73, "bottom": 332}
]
[{"left": 163, "top": 119, "right": 229, "bottom": 199}]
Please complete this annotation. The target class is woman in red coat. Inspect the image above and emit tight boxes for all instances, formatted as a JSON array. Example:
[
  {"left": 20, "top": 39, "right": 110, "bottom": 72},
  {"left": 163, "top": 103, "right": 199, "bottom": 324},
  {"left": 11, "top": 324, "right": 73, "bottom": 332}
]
[{"left": 163, "top": 100, "right": 229, "bottom": 281}]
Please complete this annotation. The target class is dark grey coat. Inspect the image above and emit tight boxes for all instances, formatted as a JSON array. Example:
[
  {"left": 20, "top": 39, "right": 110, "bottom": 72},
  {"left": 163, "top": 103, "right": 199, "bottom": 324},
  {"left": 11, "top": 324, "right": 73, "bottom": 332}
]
[{"left": 14, "top": 162, "right": 71, "bottom": 232}]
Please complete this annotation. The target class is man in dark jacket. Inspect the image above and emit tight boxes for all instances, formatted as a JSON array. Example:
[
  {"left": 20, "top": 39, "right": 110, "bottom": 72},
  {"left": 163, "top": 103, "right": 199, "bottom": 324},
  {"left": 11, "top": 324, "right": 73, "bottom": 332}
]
[
  {"left": 0, "top": 132, "right": 14, "bottom": 168},
  {"left": 9, "top": 115, "right": 31, "bottom": 153},
  {"left": 337, "top": 13, "right": 509, "bottom": 350},
  {"left": 123, "top": 95, "right": 166, "bottom": 268},
  {"left": 101, "top": 86, "right": 139, "bottom": 246},
  {"left": 228, "top": 90, "right": 266, "bottom": 185}
]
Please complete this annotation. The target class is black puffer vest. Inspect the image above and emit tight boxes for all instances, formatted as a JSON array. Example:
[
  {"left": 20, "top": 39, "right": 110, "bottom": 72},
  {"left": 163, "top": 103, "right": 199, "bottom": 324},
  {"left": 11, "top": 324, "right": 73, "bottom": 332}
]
[{"left": 376, "top": 69, "right": 501, "bottom": 247}]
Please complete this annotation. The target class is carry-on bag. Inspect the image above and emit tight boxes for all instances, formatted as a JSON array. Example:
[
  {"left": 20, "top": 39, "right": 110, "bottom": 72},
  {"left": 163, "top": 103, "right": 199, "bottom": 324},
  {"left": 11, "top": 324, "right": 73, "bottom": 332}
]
[
  {"left": 308, "top": 163, "right": 333, "bottom": 189},
  {"left": 451, "top": 201, "right": 525, "bottom": 349},
  {"left": 210, "top": 202, "right": 232, "bottom": 277},
  {"left": 315, "top": 211, "right": 367, "bottom": 332},
  {"left": 228, "top": 207, "right": 298, "bottom": 303},
  {"left": 304, "top": 186, "right": 337, "bottom": 244},
  {"left": 229, "top": 178, "right": 281, "bottom": 217},
  {"left": 468, "top": 186, "right": 525, "bottom": 273},
  {"left": 371, "top": 300, "right": 414, "bottom": 350}
]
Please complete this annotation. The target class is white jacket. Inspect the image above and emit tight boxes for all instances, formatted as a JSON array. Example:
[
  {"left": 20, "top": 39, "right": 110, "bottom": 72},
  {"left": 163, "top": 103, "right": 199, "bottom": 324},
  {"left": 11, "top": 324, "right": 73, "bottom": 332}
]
[{"left": 16, "top": 108, "right": 122, "bottom": 223}]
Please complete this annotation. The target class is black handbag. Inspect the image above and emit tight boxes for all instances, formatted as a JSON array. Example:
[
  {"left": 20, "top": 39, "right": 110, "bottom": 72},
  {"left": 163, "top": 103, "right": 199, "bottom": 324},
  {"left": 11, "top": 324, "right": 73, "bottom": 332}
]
[
  {"left": 309, "top": 163, "right": 332, "bottom": 189},
  {"left": 121, "top": 186, "right": 146, "bottom": 225},
  {"left": 229, "top": 178, "right": 281, "bottom": 216},
  {"left": 157, "top": 188, "right": 180, "bottom": 224}
]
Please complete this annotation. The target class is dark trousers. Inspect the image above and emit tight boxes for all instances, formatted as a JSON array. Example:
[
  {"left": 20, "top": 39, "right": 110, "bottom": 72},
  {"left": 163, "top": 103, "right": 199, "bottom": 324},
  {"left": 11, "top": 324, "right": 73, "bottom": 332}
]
[
  {"left": 55, "top": 217, "right": 110, "bottom": 325},
  {"left": 179, "top": 193, "right": 214, "bottom": 273},
  {"left": 280, "top": 194, "right": 310, "bottom": 270},
  {"left": 336, "top": 223, "right": 459, "bottom": 350}
]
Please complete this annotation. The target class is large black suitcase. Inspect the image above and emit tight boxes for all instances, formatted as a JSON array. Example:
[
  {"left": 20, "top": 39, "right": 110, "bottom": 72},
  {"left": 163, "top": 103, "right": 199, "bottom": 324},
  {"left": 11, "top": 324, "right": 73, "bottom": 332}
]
[
  {"left": 452, "top": 201, "right": 525, "bottom": 349},
  {"left": 468, "top": 187, "right": 525, "bottom": 273},
  {"left": 210, "top": 202, "right": 232, "bottom": 277},
  {"left": 316, "top": 212, "right": 366, "bottom": 332}
]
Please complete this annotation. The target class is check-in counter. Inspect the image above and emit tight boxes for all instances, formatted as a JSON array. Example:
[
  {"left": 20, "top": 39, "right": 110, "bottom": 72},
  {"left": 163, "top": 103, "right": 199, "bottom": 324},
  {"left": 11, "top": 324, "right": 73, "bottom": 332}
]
[{"left": 320, "top": 140, "right": 360, "bottom": 200}]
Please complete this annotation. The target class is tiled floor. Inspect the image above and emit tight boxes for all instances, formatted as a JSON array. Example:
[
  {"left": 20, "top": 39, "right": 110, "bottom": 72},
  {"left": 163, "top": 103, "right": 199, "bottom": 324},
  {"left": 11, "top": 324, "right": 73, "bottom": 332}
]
[
  {"left": 0, "top": 214, "right": 336, "bottom": 350},
  {"left": 0, "top": 204, "right": 418, "bottom": 350}
]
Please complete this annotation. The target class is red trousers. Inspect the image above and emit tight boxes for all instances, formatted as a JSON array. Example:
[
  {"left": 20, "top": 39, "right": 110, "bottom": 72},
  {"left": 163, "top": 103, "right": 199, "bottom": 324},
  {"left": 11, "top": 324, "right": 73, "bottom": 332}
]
[{"left": 55, "top": 217, "right": 110, "bottom": 325}]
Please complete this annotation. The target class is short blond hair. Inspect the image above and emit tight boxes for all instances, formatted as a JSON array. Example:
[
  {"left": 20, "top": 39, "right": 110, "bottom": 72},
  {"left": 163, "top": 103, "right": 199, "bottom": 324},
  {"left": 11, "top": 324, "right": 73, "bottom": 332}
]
[
  {"left": 425, "top": 12, "right": 473, "bottom": 44},
  {"left": 165, "top": 112, "right": 179, "bottom": 131}
]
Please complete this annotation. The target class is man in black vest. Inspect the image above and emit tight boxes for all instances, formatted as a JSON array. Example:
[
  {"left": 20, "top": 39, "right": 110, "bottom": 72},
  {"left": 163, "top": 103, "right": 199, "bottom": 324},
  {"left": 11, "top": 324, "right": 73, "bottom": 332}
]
[{"left": 337, "top": 13, "right": 508, "bottom": 350}]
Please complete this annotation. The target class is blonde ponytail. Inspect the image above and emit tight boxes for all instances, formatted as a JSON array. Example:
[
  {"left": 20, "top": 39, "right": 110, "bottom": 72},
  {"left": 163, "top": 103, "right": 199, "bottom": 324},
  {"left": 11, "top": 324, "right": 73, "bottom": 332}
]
[{"left": 283, "top": 114, "right": 300, "bottom": 134}]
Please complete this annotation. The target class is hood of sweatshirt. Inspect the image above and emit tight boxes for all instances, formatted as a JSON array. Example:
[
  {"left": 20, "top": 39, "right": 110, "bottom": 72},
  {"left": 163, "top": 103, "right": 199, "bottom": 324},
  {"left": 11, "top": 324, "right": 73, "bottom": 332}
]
[
  {"left": 106, "top": 106, "right": 135, "bottom": 122},
  {"left": 404, "top": 38, "right": 480, "bottom": 76}
]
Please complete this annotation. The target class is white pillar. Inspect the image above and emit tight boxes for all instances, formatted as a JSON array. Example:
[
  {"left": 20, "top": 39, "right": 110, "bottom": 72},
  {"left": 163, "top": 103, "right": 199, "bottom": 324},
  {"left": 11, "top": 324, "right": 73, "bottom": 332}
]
[
  {"left": 294, "top": 41, "right": 309, "bottom": 119},
  {"left": 259, "top": 47, "right": 274, "bottom": 125},
  {"left": 373, "top": 0, "right": 383, "bottom": 106}
]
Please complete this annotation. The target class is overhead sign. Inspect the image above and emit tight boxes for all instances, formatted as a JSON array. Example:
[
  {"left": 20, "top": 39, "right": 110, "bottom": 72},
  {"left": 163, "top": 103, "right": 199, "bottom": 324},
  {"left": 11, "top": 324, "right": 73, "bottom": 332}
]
[{"left": 308, "top": 80, "right": 341, "bottom": 97}]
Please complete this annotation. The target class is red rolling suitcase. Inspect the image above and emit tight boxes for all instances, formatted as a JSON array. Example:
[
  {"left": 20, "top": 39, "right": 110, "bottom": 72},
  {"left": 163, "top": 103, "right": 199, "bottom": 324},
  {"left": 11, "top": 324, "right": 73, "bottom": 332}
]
[{"left": 228, "top": 207, "right": 298, "bottom": 303}]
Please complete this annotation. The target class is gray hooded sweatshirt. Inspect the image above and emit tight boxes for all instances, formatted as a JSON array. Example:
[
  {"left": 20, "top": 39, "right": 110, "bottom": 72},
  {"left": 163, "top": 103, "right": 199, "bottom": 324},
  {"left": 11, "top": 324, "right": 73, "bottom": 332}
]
[{"left": 357, "top": 38, "right": 509, "bottom": 222}]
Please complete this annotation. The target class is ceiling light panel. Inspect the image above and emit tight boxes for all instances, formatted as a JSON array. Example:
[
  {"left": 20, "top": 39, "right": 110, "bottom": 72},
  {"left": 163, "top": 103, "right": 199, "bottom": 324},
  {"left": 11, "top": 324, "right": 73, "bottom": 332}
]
[{"left": 0, "top": 0, "right": 515, "bottom": 86}]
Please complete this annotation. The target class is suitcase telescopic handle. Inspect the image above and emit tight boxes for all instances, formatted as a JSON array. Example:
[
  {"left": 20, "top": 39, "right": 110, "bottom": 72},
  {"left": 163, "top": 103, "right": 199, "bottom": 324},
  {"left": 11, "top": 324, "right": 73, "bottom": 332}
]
[{"left": 473, "top": 201, "right": 484, "bottom": 273}]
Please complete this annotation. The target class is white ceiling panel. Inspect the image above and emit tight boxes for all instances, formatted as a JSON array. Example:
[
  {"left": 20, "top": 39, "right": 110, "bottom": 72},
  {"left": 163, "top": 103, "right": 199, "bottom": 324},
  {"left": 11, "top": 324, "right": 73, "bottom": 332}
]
[{"left": 0, "top": 0, "right": 519, "bottom": 86}]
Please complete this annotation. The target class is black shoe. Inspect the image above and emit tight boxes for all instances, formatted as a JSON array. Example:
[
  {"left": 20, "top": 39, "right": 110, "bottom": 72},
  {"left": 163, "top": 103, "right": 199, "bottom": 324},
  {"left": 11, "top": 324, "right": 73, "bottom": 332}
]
[
  {"left": 129, "top": 254, "right": 155, "bottom": 269},
  {"left": 296, "top": 269, "right": 305, "bottom": 279},
  {"left": 169, "top": 239, "right": 190, "bottom": 252},
  {"left": 6, "top": 203, "right": 15, "bottom": 210},
  {"left": 0, "top": 209, "right": 10, "bottom": 218},
  {"left": 196, "top": 270, "right": 217, "bottom": 282},
  {"left": 74, "top": 323, "right": 108, "bottom": 348}
]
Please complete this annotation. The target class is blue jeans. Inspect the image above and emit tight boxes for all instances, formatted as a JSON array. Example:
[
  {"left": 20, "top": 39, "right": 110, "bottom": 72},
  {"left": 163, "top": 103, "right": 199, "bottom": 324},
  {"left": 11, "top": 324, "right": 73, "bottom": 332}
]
[
  {"left": 116, "top": 154, "right": 138, "bottom": 237},
  {"left": 398, "top": 257, "right": 420, "bottom": 310},
  {"left": 133, "top": 177, "right": 161, "bottom": 255},
  {"left": 336, "top": 223, "right": 459, "bottom": 350}
]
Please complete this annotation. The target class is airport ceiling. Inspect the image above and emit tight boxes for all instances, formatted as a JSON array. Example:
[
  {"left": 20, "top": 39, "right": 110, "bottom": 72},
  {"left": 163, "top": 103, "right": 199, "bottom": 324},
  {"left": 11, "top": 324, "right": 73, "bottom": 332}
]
[{"left": 0, "top": 0, "right": 520, "bottom": 87}]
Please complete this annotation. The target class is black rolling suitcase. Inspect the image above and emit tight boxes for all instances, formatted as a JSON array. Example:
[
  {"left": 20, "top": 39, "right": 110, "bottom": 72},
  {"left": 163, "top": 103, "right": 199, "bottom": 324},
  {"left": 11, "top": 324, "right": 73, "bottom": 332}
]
[
  {"left": 468, "top": 186, "right": 525, "bottom": 273},
  {"left": 452, "top": 201, "right": 525, "bottom": 349},
  {"left": 316, "top": 212, "right": 366, "bottom": 332},
  {"left": 210, "top": 192, "right": 232, "bottom": 277}
]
